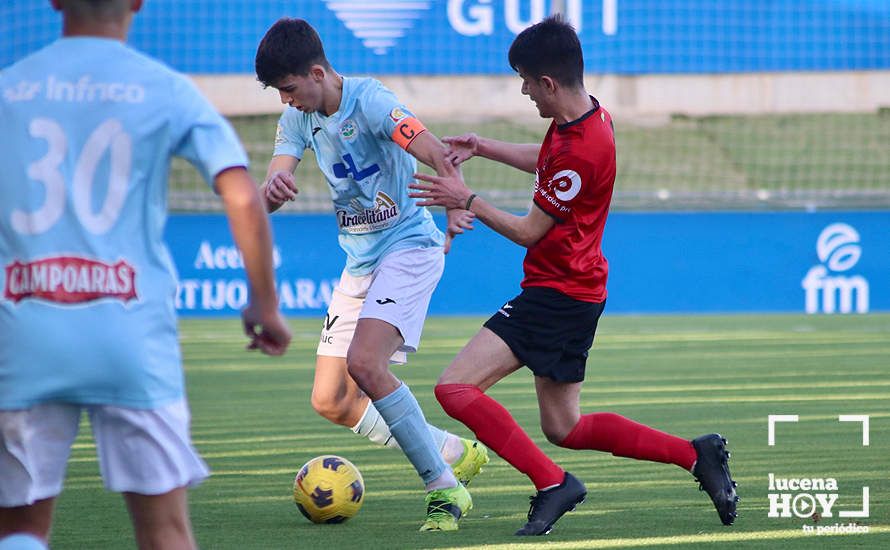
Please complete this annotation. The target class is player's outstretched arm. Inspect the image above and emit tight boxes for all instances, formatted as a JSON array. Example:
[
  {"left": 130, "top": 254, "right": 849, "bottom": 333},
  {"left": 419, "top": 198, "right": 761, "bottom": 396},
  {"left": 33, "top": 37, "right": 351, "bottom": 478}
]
[
  {"left": 410, "top": 162, "right": 553, "bottom": 248},
  {"left": 260, "top": 155, "right": 301, "bottom": 213},
  {"left": 407, "top": 130, "right": 475, "bottom": 252},
  {"left": 406, "top": 128, "right": 452, "bottom": 177},
  {"left": 443, "top": 133, "right": 540, "bottom": 174},
  {"left": 215, "top": 167, "right": 292, "bottom": 355}
]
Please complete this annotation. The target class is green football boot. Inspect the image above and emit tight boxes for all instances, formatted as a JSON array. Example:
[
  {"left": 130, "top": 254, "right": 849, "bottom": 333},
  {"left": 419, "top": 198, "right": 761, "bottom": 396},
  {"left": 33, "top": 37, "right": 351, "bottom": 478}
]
[
  {"left": 451, "top": 439, "right": 490, "bottom": 486},
  {"left": 419, "top": 483, "right": 473, "bottom": 531}
]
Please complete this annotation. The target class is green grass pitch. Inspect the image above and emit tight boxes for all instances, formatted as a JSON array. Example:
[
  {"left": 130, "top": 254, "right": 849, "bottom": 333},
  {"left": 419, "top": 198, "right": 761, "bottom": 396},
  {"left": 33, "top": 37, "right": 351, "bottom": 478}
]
[{"left": 49, "top": 314, "right": 889, "bottom": 549}]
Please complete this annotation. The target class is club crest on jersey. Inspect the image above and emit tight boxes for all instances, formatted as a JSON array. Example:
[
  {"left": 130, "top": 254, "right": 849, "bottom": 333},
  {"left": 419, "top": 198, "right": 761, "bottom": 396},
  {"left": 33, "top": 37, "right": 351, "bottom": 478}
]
[
  {"left": 4, "top": 256, "right": 137, "bottom": 305},
  {"left": 335, "top": 192, "right": 399, "bottom": 234},
  {"left": 339, "top": 119, "right": 358, "bottom": 141},
  {"left": 389, "top": 107, "right": 409, "bottom": 123}
]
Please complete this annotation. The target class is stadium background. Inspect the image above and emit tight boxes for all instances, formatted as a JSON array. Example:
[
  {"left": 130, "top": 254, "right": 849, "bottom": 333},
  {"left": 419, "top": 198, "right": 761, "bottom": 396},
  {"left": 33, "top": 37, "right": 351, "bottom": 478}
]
[{"left": 3, "top": 0, "right": 889, "bottom": 317}]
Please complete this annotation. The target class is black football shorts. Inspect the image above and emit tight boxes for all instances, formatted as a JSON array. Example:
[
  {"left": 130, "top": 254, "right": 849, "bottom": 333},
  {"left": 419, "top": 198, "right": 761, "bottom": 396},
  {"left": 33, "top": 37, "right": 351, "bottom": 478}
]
[{"left": 483, "top": 286, "right": 605, "bottom": 383}]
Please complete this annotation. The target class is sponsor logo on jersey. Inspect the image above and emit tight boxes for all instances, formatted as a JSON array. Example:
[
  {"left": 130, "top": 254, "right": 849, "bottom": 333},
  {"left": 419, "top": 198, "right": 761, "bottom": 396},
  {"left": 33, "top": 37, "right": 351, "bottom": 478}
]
[
  {"left": 551, "top": 169, "right": 583, "bottom": 201},
  {"left": 534, "top": 169, "right": 574, "bottom": 215},
  {"left": 335, "top": 192, "right": 400, "bottom": 234},
  {"left": 5, "top": 75, "right": 146, "bottom": 104},
  {"left": 5, "top": 76, "right": 145, "bottom": 104},
  {"left": 323, "top": 314, "right": 339, "bottom": 331},
  {"left": 332, "top": 153, "right": 380, "bottom": 182},
  {"left": 3, "top": 80, "right": 42, "bottom": 102},
  {"left": 4, "top": 255, "right": 137, "bottom": 305}
]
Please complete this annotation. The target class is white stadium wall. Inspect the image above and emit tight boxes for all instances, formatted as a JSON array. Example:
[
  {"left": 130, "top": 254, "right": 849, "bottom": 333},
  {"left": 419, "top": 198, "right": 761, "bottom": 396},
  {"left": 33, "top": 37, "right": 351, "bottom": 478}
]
[{"left": 191, "top": 71, "right": 890, "bottom": 120}]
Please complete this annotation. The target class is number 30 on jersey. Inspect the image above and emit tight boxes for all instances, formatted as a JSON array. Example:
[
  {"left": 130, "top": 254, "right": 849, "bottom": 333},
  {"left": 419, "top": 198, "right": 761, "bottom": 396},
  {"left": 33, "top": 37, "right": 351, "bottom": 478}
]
[{"left": 11, "top": 117, "right": 132, "bottom": 236}]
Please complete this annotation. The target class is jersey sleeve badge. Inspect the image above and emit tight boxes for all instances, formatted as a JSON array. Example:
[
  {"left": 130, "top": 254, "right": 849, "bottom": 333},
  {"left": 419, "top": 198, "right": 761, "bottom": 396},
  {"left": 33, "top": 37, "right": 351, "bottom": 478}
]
[{"left": 389, "top": 107, "right": 408, "bottom": 123}]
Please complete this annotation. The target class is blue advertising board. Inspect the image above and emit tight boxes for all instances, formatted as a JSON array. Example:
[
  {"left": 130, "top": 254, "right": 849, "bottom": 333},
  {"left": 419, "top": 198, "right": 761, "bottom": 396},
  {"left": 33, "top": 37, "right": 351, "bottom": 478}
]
[
  {"left": 3, "top": 1, "right": 889, "bottom": 74},
  {"left": 168, "top": 211, "right": 889, "bottom": 317}
]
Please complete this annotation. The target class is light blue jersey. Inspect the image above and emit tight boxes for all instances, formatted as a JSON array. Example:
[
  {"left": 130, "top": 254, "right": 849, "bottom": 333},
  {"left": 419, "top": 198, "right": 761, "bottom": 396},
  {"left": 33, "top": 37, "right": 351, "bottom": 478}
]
[
  {"left": 273, "top": 77, "right": 444, "bottom": 275},
  {"left": 0, "top": 37, "right": 248, "bottom": 409}
]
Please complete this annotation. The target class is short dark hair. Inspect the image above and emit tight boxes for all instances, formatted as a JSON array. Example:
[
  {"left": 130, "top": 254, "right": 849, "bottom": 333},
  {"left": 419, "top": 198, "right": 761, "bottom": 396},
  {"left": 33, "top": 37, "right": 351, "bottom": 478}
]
[
  {"left": 508, "top": 15, "right": 584, "bottom": 88},
  {"left": 63, "top": 0, "right": 130, "bottom": 19},
  {"left": 255, "top": 18, "right": 330, "bottom": 87}
]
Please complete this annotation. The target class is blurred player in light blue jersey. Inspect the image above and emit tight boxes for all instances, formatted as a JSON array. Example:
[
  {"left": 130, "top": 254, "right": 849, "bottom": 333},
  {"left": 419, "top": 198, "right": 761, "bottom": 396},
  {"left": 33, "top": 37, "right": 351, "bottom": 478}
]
[
  {"left": 255, "top": 18, "right": 485, "bottom": 531},
  {"left": 0, "top": 1, "right": 291, "bottom": 549}
]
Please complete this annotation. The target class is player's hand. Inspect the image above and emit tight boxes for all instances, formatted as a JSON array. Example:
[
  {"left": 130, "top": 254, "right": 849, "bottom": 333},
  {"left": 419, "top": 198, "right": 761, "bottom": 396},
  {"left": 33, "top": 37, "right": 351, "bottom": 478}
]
[
  {"left": 241, "top": 304, "right": 292, "bottom": 356},
  {"left": 263, "top": 170, "right": 299, "bottom": 206},
  {"left": 443, "top": 134, "right": 479, "bottom": 166},
  {"left": 443, "top": 208, "right": 475, "bottom": 254},
  {"left": 409, "top": 162, "right": 472, "bottom": 210}
]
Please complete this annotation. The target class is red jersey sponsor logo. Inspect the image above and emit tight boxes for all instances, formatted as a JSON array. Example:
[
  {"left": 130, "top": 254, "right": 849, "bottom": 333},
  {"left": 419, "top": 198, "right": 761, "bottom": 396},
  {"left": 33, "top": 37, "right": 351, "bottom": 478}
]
[
  {"left": 534, "top": 169, "right": 574, "bottom": 215},
  {"left": 550, "top": 169, "right": 582, "bottom": 202},
  {"left": 4, "top": 256, "right": 137, "bottom": 305}
]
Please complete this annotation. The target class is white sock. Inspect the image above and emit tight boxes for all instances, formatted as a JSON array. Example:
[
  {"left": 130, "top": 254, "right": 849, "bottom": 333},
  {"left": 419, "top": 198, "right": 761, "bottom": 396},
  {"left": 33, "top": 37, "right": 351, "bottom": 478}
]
[
  {"left": 352, "top": 400, "right": 398, "bottom": 447},
  {"left": 352, "top": 400, "right": 455, "bottom": 458},
  {"left": 425, "top": 468, "right": 459, "bottom": 492},
  {"left": 440, "top": 433, "right": 466, "bottom": 465}
]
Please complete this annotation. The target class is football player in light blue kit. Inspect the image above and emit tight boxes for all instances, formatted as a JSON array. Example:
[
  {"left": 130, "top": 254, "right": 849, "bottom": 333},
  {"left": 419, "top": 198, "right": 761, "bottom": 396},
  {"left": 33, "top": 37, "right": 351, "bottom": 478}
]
[
  {"left": 0, "top": 1, "right": 292, "bottom": 549},
  {"left": 255, "top": 18, "right": 484, "bottom": 531}
]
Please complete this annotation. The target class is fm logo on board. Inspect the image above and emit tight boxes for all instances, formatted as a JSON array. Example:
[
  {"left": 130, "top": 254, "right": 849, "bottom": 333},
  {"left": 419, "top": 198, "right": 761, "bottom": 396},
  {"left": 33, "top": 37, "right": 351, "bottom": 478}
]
[{"left": 801, "top": 223, "right": 869, "bottom": 314}]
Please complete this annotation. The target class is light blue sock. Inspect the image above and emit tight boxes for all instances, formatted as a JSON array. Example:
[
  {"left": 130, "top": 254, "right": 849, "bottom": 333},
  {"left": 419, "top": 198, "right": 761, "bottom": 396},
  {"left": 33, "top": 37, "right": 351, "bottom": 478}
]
[
  {"left": 0, "top": 534, "right": 48, "bottom": 550},
  {"left": 373, "top": 383, "right": 448, "bottom": 485}
]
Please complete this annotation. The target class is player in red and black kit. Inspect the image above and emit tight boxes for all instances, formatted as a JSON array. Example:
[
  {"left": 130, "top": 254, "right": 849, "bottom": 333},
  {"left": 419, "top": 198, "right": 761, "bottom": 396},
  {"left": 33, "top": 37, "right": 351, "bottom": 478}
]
[{"left": 410, "top": 15, "right": 738, "bottom": 536}]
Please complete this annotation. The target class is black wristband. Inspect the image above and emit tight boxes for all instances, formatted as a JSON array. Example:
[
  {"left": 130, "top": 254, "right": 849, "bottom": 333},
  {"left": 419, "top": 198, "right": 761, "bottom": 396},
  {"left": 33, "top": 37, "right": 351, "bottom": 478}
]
[{"left": 465, "top": 193, "right": 478, "bottom": 211}]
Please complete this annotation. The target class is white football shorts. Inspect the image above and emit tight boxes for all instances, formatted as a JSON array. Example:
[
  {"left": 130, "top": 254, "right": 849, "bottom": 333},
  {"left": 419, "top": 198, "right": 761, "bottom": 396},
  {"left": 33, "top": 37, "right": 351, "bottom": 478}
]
[
  {"left": 317, "top": 246, "right": 445, "bottom": 364},
  {"left": 0, "top": 399, "right": 208, "bottom": 507}
]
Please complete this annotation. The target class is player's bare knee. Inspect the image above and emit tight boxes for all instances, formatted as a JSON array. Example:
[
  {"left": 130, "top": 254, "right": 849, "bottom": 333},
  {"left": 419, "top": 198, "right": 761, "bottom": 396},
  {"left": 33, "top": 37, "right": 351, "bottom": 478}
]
[
  {"left": 310, "top": 390, "right": 353, "bottom": 426},
  {"left": 309, "top": 391, "right": 337, "bottom": 421},
  {"left": 543, "top": 428, "right": 566, "bottom": 445},
  {"left": 345, "top": 356, "right": 366, "bottom": 384},
  {"left": 345, "top": 352, "right": 382, "bottom": 389},
  {"left": 542, "top": 423, "right": 572, "bottom": 446}
]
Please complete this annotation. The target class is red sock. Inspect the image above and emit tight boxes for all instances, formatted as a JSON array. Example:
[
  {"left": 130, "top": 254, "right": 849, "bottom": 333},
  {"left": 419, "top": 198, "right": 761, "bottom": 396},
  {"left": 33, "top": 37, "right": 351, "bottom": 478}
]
[
  {"left": 435, "top": 383, "right": 564, "bottom": 490},
  {"left": 560, "top": 412, "right": 697, "bottom": 471}
]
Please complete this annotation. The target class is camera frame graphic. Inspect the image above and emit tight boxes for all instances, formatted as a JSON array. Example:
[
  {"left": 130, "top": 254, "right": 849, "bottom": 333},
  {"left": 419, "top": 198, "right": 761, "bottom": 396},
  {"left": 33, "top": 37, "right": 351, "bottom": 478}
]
[{"left": 767, "top": 414, "right": 870, "bottom": 519}]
